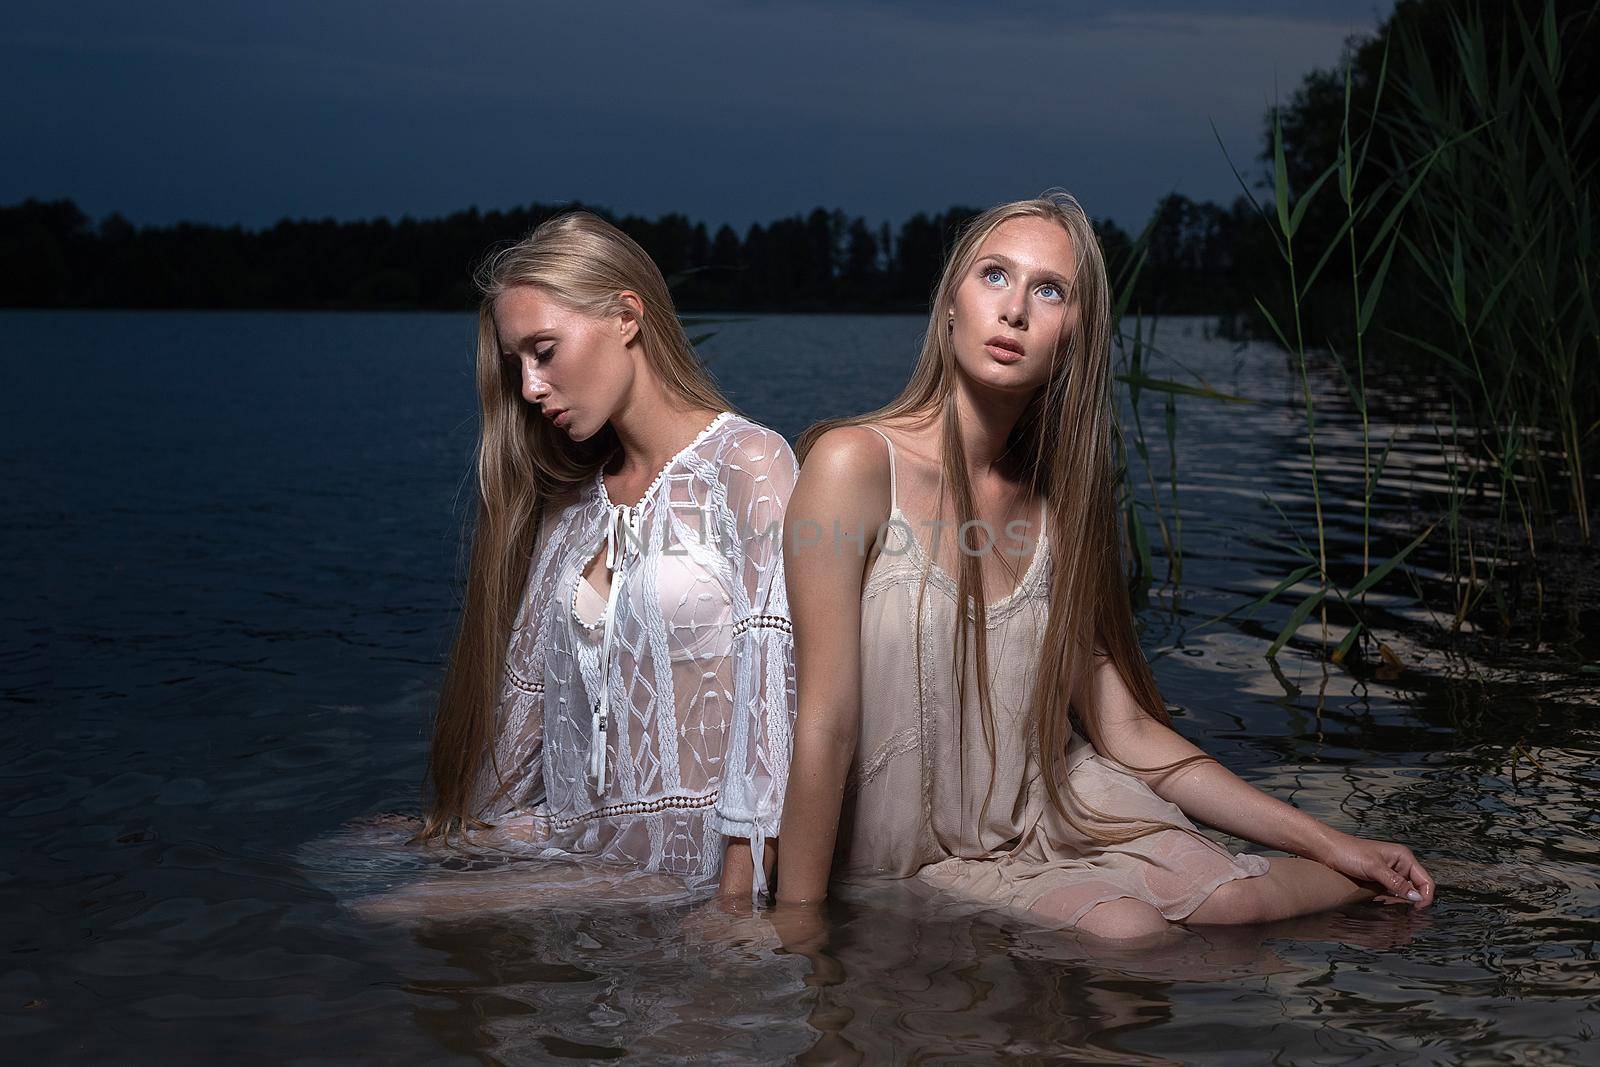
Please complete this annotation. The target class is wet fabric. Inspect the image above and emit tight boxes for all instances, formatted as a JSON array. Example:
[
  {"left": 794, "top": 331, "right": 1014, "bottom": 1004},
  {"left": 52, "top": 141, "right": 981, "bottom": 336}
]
[
  {"left": 469, "top": 410, "right": 798, "bottom": 904},
  {"left": 836, "top": 425, "right": 1269, "bottom": 929}
]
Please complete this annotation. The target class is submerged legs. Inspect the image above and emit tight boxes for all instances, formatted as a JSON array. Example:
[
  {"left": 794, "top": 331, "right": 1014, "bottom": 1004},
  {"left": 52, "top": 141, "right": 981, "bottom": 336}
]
[
  {"left": 1182, "top": 856, "right": 1373, "bottom": 926},
  {"left": 1058, "top": 857, "right": 1377, "bottom": 940}
]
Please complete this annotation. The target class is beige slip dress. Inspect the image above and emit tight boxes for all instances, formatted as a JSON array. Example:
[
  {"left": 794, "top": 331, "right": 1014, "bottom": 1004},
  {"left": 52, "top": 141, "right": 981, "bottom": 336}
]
[{"left": 833, "top": 425, "right": 1270, "bottom": 929}]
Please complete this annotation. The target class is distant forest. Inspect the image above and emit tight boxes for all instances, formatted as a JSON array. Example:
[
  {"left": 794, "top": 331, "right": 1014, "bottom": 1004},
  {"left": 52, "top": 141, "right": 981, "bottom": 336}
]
[
  {"left": 4, "top": 0, "right": 1591, "bottom": 327},
  {"left": 0, "top": 192, "right": 1259, "bottom": 318}
]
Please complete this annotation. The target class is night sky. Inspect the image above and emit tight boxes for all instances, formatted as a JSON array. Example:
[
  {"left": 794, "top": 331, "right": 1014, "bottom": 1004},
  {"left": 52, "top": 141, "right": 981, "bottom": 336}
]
[{"left": 3, "top": 0, "right": 1395, "bottom": 232}]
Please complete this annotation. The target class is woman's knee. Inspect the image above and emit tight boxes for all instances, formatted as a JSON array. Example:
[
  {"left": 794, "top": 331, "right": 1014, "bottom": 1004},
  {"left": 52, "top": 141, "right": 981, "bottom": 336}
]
[{"left": 1075, "top": 897, "right": 1171, "bottom": 940}]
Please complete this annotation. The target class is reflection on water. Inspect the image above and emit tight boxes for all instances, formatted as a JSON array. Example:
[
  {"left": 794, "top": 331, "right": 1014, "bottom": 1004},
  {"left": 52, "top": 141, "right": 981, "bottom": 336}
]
[{"left": 6, "top": 311, "right": 1595, "bottom": 1062}]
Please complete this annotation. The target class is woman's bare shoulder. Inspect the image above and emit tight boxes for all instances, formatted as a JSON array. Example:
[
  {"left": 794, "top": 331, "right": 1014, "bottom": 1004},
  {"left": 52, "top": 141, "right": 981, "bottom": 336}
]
[
  {"left": 801, "top": 424, "right": 891, "bottom": 485},
  {"left": 790, "top": 425, "right": 896, "bottom": 579},
  {"left": 792, "top": 424, "right": 893, "bottom": 529}
]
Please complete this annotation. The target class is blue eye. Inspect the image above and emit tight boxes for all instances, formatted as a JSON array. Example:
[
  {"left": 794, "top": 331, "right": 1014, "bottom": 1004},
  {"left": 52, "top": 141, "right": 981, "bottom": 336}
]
[
  {"left": 983, "top": 266, "right": 1005, "bottom": 284},
  {"left": 1040, "top": 283, "right": 1063, "bottom": 300}
]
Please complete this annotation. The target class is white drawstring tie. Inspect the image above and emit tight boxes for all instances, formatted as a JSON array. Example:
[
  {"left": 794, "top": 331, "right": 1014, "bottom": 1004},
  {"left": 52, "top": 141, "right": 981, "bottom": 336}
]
[
  {"left": 589, "top": 501, "right": 637, "bottom": 795},
  {"left": 749, "top": 822, "right": 768, "bottom": 900}
]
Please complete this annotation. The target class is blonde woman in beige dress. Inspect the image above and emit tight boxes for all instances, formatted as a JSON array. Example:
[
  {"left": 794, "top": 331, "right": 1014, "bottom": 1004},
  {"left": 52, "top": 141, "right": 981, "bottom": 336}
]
[{"left": 774, "top": 190, "right": 1435, "bottom": 941}]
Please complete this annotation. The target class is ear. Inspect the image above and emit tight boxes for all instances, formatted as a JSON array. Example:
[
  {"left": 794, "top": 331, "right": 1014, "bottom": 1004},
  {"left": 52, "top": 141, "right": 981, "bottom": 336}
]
[{"left": 616, "top": 291, "right": 644, "bottom": 345}]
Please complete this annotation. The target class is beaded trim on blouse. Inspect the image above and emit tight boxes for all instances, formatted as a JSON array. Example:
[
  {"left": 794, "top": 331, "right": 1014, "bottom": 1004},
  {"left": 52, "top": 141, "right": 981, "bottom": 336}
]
[
  {"left": 570, "top": 575, "right": 606, "bottom": 636},
  {"left": 506, "top": 668, "right": 543, "bottom": 695},
  {"left": 538, "top": 790, "right": 720, "bottom": 830},
  {"left": 731, "top": 613, "right": 793, "bottom": 638}
]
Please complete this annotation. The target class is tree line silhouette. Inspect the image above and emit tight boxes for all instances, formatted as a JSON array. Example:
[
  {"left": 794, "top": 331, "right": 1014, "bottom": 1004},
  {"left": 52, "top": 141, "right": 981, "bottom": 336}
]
[
  {"left": 0, "top": 193, "right": 1254, "bottom": 316},
  {"left": 5, "top": 0, "right": 1589, "bottom": 330}
]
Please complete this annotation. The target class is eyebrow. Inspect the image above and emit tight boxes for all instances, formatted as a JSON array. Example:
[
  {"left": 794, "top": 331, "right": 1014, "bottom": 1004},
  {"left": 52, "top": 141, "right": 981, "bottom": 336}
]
[
  {"left": 503, "top": 331, "right": 557, "bottom": 353},
  {"left": 978, "top": 253, "right": 1072, "bottom": 289}
]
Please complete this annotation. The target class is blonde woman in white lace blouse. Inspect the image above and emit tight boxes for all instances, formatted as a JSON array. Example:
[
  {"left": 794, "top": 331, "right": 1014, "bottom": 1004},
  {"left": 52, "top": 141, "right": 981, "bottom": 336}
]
[{"left": 415, "top": 211, "right": 798, "bottom": 906}]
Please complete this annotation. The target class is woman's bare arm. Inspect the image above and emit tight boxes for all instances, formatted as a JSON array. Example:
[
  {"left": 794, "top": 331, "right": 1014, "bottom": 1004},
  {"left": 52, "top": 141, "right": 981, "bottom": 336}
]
[
  {"left": 773, "top": 427, "right": 890, "bottom": 905},
  {"left": 716, "top": 837, "right": 776, "bottom": 900},
  {"left": 1080, "top": 655, "right": 1435, "bottom": 905}
]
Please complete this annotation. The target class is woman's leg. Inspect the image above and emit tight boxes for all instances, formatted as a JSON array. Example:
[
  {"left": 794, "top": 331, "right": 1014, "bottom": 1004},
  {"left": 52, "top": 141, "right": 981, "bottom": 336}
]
[
  {"left": 1074, "top": 897, "right": 1173, "bottom": 940},
  {"left": 1183, "top": 856, "right": 1373, "bottom": 926}
]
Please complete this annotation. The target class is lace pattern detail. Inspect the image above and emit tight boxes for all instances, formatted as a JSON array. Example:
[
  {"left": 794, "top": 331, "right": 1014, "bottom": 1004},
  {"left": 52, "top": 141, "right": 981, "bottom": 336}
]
[
  {"left": 878, "top": 507, "right": 1051, "bottom": 625},
  {"left": 477, "top": 412, "right": 799, "bottom": 905},
  {"left": 847, "top": 727, "right": 920, "bottom": 797}
]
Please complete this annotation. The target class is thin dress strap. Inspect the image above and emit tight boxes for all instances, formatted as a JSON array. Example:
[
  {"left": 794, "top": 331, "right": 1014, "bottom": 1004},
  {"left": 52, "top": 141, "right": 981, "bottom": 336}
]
[{"left": 862, "top": 425, "right": 898, "bottom": 514}]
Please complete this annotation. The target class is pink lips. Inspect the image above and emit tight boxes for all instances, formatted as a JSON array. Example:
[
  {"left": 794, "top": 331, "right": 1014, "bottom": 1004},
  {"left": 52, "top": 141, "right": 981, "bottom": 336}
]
[{"left": 983, "top": 335, "right": 1025, "bottom": 362}]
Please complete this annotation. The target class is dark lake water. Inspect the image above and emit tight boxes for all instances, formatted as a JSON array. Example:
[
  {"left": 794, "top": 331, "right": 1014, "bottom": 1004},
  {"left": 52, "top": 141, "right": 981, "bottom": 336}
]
[{"left": 5, "top": 310, "right": 1596, "bottom": 1064}]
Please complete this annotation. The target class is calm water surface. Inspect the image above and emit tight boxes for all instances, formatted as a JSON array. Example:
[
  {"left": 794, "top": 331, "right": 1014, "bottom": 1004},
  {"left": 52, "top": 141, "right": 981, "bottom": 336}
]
[{"left": 4, "top": 311, "right": 1596, "bottom": 1064}]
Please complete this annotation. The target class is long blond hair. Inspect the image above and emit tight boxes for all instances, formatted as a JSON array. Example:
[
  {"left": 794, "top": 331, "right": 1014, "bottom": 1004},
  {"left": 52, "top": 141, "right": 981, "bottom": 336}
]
[
  {"left": 416, "top": 210, "right": 735, "bottom": 844},
  {"left": 796, "top": 189, "right": 1215, "bottom": 846}
]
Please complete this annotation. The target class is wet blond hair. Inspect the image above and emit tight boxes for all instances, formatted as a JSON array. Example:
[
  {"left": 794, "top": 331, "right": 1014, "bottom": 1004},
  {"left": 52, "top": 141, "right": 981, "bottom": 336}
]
[
  {"left": 417, "top": 210, "right": 734, "bottom": 843},
  {"left": 798, "top": 189, "right": 1216, "bottom": 845}
]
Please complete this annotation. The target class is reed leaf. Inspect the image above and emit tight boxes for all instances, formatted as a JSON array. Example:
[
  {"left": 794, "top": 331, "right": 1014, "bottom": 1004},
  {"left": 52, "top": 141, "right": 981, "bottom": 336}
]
[
  {"left": 1191, "top": 563, "right": 1320, "bottom": 634},
  {"left": 1357, "top": 236, "right": 1398, "bottom": 335},
  {"left": 1273, "top": 110, "right": 1292, "bottom": 238},
  {"left": 1251, "top": 297, "right": 1293, "bottom": 353},
  {"left": 1289, "top": 154, "right": 1341, "bottom": 239},
  {"left": 1300, "top": 207, "right": 1360, "bottom": 297},
  {"left": 1267, "top": 587, "right": 1329, "bottom": 660},
  {"left": 1332, "top": 622, "right": 1363, "bottom": 665},
  {"left": 1112, "top": 373, "right": 1252, "bottom": 405},
  {"left": 1348, "top": 521, "right": 1437, "bottom": 600}
]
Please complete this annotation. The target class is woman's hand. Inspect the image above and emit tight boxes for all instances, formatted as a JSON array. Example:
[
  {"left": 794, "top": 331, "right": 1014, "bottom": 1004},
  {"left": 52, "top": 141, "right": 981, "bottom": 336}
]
[
  {"left": 765, "top": 901, "right": 845, "bottom": 986},
  {"left": 1077, "top": 663, "right": 1440, "bottom": 916},
  {"left": 1313, "top": 829, "right": 1436, "bottom": 909}
]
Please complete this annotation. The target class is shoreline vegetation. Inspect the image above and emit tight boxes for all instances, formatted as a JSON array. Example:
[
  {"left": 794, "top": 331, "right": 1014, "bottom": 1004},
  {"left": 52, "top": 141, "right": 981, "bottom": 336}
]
[
  {"left": 1111, "top": 1, "right": 1596, "bottom": 684},
  {"left": 6, "top": 2, "right": 1592, "bottom": 670}
]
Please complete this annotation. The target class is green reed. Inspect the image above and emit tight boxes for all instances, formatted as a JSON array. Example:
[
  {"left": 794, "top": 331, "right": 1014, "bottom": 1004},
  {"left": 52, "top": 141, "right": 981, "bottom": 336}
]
[
  {"left": 1207, "top": 41, "right": 1472, "bottom": 666},
  {"left": 1108, "top": 219, "right": 1163, "bottom": 598},
  {"left": 1106, "top": 215, "right": 1252, "bottom": 604},
  {"left": 1381, "top": 1, "right": 1598, "bottom": 546},
  {"left": 1197, "top": 1, "right": 1596, "bottom": 667},
  {"left": 1121, "top": 313, "right": 1180, "bottom": 590},
  {"left": 1068, "top": 6, "right": 1590, "bottom": 661}
]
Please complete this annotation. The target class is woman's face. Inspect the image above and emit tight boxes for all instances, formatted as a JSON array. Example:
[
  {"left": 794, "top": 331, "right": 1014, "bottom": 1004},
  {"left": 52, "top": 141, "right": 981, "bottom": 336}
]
[
  {"left": 948, "top": 215, "right": 1079, "bottom": 395},
  {"left": 493, "top": 285, "right": 640, "bottom": 442}
]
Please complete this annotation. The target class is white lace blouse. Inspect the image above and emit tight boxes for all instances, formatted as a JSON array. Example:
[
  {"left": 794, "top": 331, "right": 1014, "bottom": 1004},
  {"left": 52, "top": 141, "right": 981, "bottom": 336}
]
[{"left": 470, "top": 410, "right": 798, "bottom": 903}]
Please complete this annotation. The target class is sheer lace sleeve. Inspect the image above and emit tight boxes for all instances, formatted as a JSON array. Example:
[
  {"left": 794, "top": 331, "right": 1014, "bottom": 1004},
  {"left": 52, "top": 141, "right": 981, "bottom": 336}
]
[
  {"left": 711, "top": 427, "right": 800, "bottom": 901},
  {"left": 473, "top": 504, "right": 568, "bottom": 824}
]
